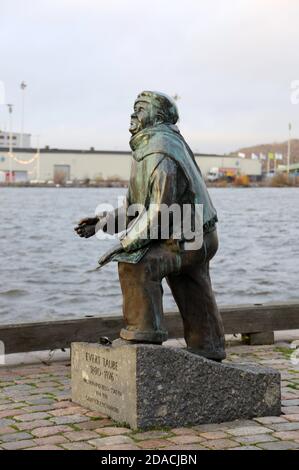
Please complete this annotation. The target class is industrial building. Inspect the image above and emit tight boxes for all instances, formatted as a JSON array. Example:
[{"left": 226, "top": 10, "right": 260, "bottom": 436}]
[
  {"left": 0, "top": 147, "right": 262, "bottom": 183},
  {"left": 0, "top": 130, "right": 31, "bottom": 149}
]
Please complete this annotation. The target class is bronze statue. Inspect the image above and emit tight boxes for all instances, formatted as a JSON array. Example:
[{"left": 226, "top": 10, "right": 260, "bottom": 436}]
[{"left": 75, "top": 91, "right": 226, "bottom": 361}]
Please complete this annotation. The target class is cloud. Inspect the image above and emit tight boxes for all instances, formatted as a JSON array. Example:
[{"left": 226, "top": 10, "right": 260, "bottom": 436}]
[{"left": 1, "top": 0, "right": 298, "bottom": 152}]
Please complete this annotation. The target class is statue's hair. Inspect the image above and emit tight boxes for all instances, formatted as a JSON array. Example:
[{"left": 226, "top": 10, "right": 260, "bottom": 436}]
[{"left": 136, "top": 91, "right": 179, "bottom": 125}]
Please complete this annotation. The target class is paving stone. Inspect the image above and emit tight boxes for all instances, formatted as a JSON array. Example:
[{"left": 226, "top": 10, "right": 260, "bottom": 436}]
[
  {"left": 49, "top": 406, "right": 86, "bottom": 417},
  {"left": 272, "top": 430, "right": 299, "bottom": 440},
  {"left": 137, "top": 439, "right": 169, "bottom": 449},
  {"left": 234, "top": 434, "right": 278, "bottom": 444},
  {"left": 63, "top": 430, "right": 99, "bottom": 441},
  {"left": 50, "top": 401, "right": 74, "bottom": 409},
  {"left": 162, "top": 444, "right": 207, "bottom": 450},
  {"left": 85, "top": 411, "right": 108, "bottom": 419},
  {"left": 75, "top": 419, "right": 113, "bottom": 430},
  {"left": 282, "top": 399, "right": 299, "bottom": 406},
  {"left": 55, "top": 393, "right": 71, "bottom": 401},
  {"left": 15, "top": 419, "right": 51, "bottom": 431},
  {"left": 269, "top": 422, "right": 299, "bottom": 432},
  {"left": 24, "top": 398, "right": 55, "bottom": 406},
  {"left": 1, "top": 439, "right": 35, "bottom": 450},
  {"left": 29, "top": 387, "right": 61, "bottom": 395},
  {"left": 230, "top": 446, "right": 261, "bottom": 450},
  {"left": 201, "top": 438, "right": 238, "bottom": 449},
  {"left": 61, "top": 442, "right": 94, "bottom": 450},
  {"left": 33, "top": 435, "right": 68, "bottom": 446},
  {"left": 21, "top": 405, "right": 55, "bottom": 413},
  {"left": 227, "top": 425, "right": 272, "bottom": 436},
  {"left": 254, "top": 416, "right": 286, "bottom": 425},
  {"left": 0, "top": 403, "right": 26, "bottom": 412},
  {"left": 0, "top": 419, "right": 15, "bottom": 427},
  {"left": 35, "top": 382, "right": 62, "bottom": 388},
  {"left": 283, "top": 414, "right": 299, "bottom": 422},
  {"left": 14, "top": 412, "right": 51, "bottom": 422},
  {"left": 282, "top": 393, "right": 299, "bottom": 400},
  {"left": 193, "top": 419, "right": 256, "bottom": 432},
  {"left": 96, "top": 444, "right": 141, "bottom": 450},
  {"left": 199, "top": 431, "right": 228, "bottom": 440},
  {"left": 171, "top": 427, "right": 199, "bottom": 436},
  {"left": 50, "top": 414, "right": 88, "bottom": 425},
  {"left": 2, "top": 385, "right": 36, "bottom": 393},
  {"left": 31, "top": 425, "right": 73, "bottom": 437},
  {"left": 167, "top": 435, "right": 203, "bottom": 445},
  {"left": 0, "top": 431, "right": 32, "bottom": 442},
  {"left": 0, "top": 426, "right": 17, "bottom": 436},
  {"left": 257, "top": 440, "right": 299, "bottom": 450},
  {"left": 88, "top": 435, "right": 135, "bottom": 448},
  {"left": 95, "top": 427, "right": 131, "bottom": 437},
  {"left": 27, "top": 445, "right": 63, "bottom": 450},
  {"left": 282, "top": 406, "right": 299, "bottom": 414},
  {"left": 21, "top": 375, "right": 51, "bottom": 381},
  {"left": 131, "top": 430, "right": 170, "bottom": 441}
]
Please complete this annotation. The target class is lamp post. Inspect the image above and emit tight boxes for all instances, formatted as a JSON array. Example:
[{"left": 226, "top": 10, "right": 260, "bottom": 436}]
[
  {"left": 36, "top": 135, "right": 40, "bottom": 182},
  {"left": 20, "top": 81, "right": 27, "bottom": 148},
  {"left": 287, "top": 122, "right": 291, "bottom": 175},
  {"left": 7, "top": 104, "right": 13, "bottom": 183}
]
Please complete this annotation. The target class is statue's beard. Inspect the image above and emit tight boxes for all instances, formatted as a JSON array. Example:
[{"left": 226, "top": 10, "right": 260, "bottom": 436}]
[{"left": 129, "top": 118, "right": 143, "bottom": 135}]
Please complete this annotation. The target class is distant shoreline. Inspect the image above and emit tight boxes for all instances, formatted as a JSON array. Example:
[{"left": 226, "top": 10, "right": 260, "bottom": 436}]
[{"left": 1, "top": 180, "right": 298, "bottom": 189}]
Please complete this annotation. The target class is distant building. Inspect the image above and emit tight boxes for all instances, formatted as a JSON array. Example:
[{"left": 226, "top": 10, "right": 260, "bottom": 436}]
[
  {"left": 0, "top": 130, "right": 31, "bottom": 149},
  {"left": 0, "top": 147, "right": 262, "bottom": 183}
]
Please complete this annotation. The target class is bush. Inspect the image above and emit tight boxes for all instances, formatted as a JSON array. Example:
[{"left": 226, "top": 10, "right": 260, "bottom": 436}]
[
  {"left": 234, "top": 175, "right": 250, "bottom": 187},
  {"left": 269, "top": 173, "right": 296, "bottom": 187}
]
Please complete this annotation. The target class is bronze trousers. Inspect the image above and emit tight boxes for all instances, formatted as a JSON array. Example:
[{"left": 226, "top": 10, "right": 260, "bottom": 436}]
[{"left": 118, "top": 229, "right": 226, "bottom": 360}]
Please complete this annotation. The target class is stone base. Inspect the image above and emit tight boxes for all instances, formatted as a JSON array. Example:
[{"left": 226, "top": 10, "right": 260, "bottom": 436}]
[{"left": 71, "top": 342, "right": 281, "bottom": 430}]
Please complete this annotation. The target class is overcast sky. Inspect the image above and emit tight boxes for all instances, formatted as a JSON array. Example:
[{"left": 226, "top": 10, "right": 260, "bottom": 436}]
[{"left": 1, "top": 0, "right": 298, "bottom": 153}]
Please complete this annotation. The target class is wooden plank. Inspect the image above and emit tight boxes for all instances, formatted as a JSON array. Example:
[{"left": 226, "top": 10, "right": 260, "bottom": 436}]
[
  {"left": 0, "top": 302, "right": 298, "bottom": 354},
  {"left": 220, "top": 301, "right": 299, "bottom": 334},
  {"left": 0, "top": 316, "right": 125, "bottom": 354}
]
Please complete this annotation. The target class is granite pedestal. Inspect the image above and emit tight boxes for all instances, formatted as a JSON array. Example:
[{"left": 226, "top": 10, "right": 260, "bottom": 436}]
[{"left": 71, "top": 341, "right": 281, "bottom": 430}]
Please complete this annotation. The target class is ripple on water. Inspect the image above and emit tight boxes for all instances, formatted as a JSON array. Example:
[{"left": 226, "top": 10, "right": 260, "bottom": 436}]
[
  {"left": 0, "top": 186, "right": 298, "bottom": 322},
  {"left": 0, "top": 289, "right": 29, "bottom": 297}
]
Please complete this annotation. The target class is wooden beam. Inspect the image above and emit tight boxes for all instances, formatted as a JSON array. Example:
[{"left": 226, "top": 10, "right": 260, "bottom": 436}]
[
  {"left": 0, "top": 301, "right": 298, "bottom": 354},
  {"left": 220, "top": 301, "right": 299, "bottom": 334}
]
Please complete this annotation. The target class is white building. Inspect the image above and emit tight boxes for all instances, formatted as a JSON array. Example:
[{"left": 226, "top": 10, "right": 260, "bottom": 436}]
[
  {"left": 0, "top": 147, "right": 262, "bottom": 183},
  {"left": 0, "top": 130, "right": 31, "bottom": 149}
]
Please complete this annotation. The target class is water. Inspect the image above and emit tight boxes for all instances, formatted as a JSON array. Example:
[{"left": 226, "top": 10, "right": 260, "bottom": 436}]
[{"left": 0, "top": 187, "right": 298, "bottom": 324}]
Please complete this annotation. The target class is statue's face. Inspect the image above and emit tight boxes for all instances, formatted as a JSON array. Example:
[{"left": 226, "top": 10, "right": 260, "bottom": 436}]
[{"left": 129, "top": 100, "right": 155, "bottom": 135}]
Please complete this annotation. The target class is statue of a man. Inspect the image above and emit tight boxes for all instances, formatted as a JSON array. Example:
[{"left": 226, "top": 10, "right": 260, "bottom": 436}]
[{"left": 75, "top": 91, "right": 226, "bottom": 361}]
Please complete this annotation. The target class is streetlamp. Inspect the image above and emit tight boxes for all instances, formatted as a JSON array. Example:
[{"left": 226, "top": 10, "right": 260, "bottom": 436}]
[
  {"left": 20, "top": 81, "right": 27, "bottom": 148},
  {"left": 35, "top": 135, "right": 41, "bottom": 182},
  {"left": 287, "top": 122, "right": 291, "bottom": 175},
  {"left": 7, "top": 104, "right": 13, "bottom": 183}
]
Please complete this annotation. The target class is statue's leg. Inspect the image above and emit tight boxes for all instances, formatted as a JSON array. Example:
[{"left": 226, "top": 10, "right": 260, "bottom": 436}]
[
  {"left": 166, "top": 231, "right": 226, "bottom": 361},
  {"left": 118, "top": 250, "right": 169, "bottom": 344}
]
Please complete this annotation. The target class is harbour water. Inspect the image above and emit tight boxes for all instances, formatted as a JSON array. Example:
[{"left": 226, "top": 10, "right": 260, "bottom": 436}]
[{"left": 0, "top": 187, "right": 298, "bottom": 324}]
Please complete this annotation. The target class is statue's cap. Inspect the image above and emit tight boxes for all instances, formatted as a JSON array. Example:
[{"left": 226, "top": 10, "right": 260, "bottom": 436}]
[{"left": 135, "top": 90, "right": 179, "bottom": 124}]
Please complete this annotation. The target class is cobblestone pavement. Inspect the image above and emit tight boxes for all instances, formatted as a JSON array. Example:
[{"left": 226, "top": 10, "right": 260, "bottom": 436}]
[{"left": 0, "top": 340, "right": 299, "bottom": 450}]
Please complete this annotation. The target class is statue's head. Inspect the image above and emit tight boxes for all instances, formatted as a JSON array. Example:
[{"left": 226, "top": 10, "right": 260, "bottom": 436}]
[{"left": 129, "top": 91, "right": 179, "bottom": 135}]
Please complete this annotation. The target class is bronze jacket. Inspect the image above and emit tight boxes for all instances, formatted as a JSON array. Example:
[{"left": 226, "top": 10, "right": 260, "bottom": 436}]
[{"left": 101, "top": 123, "right": 218, "bottom": 265}]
